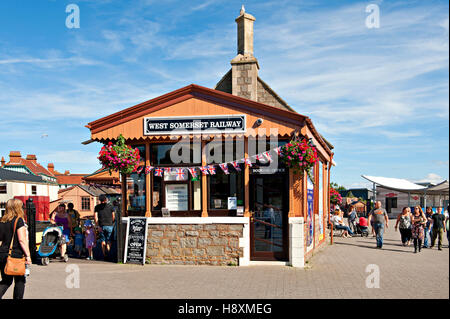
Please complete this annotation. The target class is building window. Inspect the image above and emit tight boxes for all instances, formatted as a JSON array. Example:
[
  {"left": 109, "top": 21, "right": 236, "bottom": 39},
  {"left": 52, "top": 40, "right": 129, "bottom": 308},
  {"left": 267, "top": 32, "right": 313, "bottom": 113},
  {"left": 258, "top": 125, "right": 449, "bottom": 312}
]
[
  {"left": 126, "top": 172, "right": 146, "bottom": 215},
  {"left": 0, "top": 184, "right": 7, "bottom": 194},
  {"left": 209, "top": 168, "right": 244, "bottom": 210},
  {"left": 150, "top": 143, "right": 201, "bottom": 165},
  {"left": 31, "top": 185, "right": 37, "bottom": 195},
  {"left": 82, "top": 197, "right": 90, "bottom": 211}
]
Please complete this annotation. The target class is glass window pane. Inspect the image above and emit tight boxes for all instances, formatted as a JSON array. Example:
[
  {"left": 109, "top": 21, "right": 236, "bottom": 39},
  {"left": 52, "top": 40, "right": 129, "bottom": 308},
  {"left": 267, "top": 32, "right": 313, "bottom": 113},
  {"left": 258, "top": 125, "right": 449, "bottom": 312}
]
[
  {"left": 152, "top": 177, "right": 162, "bottom": 210},
  {"left": 209, "top": 170, "right": 243, "bottom": 210},
  {"left": 151, "top": 143, "right": 201, "bottom": 165},
  {"left": 126, "top": 172, "right": 146, "bottom": 214}
]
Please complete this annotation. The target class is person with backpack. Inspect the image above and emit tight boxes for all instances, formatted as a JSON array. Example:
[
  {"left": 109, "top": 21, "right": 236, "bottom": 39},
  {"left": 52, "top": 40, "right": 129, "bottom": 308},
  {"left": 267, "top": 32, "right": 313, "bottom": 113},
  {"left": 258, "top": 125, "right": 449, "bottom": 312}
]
[{"left": 94, "top": 194, "right": 115, "bottom": 260}]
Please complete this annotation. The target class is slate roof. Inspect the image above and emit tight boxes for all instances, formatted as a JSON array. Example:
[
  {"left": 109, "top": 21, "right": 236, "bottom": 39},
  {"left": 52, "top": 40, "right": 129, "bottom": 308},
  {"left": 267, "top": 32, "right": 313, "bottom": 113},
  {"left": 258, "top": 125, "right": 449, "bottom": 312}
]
[{"left": 0, "top": 167, "right": 45, "bottom": 183}]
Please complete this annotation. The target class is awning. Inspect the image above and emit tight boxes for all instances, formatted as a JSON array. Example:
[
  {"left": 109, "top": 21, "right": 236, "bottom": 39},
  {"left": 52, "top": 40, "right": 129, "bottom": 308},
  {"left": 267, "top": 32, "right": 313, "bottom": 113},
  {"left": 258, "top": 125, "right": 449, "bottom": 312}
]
[
  {"left": 362, "top": 175, "right": 449, "bottom": 195},
  {"left": 425, "top": 180, "right": 449, "bottom": 195},
  {"left": 362, "top": 175, "right": 426, "bottom": 192}
]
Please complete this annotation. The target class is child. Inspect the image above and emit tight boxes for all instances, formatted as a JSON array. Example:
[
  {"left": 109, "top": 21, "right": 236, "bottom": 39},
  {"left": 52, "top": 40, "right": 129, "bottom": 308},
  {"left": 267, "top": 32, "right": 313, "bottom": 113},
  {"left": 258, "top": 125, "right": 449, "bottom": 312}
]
[
  {"left": 84, "top": 219, "right": 96, "bottom": 260},
  {"left": 73, "top": 227, "right": 84, "bottom": 258}
]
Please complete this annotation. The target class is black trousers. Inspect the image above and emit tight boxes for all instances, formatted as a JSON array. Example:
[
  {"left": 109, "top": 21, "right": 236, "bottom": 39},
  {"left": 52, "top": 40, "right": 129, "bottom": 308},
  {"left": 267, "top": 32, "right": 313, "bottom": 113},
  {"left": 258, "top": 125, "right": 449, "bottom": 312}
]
[
  {"left": 0, "top": 255, "right": 26, "bottom": 299},
  {"left": 399, "top": 228, "right": 412, "bottom": 244},
  {"left": 413, "top": 238, "right": 422, "bottom": 251}
]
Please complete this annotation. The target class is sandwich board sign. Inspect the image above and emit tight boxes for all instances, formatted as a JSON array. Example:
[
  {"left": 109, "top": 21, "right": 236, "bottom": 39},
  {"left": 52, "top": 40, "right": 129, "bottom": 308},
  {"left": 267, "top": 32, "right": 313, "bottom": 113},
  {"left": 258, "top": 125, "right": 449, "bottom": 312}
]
[{"left": 124, "top": 217, "right": 148, "bottom": 265}]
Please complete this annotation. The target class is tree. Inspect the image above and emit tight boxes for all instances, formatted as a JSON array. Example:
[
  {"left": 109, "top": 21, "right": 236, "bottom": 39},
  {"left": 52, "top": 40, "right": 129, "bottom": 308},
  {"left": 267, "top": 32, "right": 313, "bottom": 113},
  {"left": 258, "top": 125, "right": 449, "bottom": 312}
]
[
  {"left": 331, "top": 182, "right": 346, "bottom": 192},
  {"left": 346, "top": 191, "right": 355, "bottom": 198}
]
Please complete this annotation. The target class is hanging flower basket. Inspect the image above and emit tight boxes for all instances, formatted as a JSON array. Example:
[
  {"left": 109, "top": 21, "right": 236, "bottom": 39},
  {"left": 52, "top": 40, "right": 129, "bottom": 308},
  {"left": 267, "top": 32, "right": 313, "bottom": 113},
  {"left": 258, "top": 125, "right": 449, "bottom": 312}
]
[
  {"left": 98, "top": 134, "right": 141, "bottom": 175},
  {"left": 330, "top": 187, "right": 343, "bottom": 205},
  {"left": 279, "top": 138, "right": 319, "bottom": 182}
]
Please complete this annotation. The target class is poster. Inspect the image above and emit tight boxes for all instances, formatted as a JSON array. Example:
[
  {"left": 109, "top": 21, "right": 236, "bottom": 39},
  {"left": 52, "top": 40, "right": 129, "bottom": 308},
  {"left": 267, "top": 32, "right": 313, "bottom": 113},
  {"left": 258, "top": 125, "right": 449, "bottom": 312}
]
[
  {"left": 165, "top": 184, "right": 188, "bottom": 211},
  {"left": 306, "top": 175, "right": 314, "bottom": 252},
  {"left": 227, "top": 197, "right": 237, "bottom": 210},
  {"left": 318, "top": 163, "right": 324, "bottom": 241}
]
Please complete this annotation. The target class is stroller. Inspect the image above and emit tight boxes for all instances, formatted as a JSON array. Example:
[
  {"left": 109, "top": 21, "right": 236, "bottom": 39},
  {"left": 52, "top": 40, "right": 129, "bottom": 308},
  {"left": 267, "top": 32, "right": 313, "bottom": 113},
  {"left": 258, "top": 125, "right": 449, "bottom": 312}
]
[
  {"left": 354, "top": 217, "right": 369, "bottom": 237},
  {"left": 38, "top": 225, "right": 69, "bottom": 265}
]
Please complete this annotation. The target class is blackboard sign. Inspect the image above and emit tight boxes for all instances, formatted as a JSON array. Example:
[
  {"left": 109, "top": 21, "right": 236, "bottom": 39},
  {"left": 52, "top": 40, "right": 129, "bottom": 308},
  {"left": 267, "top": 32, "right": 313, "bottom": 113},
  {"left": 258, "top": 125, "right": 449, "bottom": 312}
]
[
  {"left": 143, "top": 115, "right": 246, "bottom": 135},
  {"left": 124, "top": 217, "right": 148, "bottom": 265}
]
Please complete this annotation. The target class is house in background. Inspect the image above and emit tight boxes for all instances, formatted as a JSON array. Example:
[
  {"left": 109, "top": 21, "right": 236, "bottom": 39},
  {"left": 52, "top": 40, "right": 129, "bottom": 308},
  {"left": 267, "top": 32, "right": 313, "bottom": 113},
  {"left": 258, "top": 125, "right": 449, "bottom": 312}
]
[
  {"left": 0, "top": 167, "right": 53, "bottom": 220},
  {"left": 83, "top": 168, "right": 120, "bottom": 186},
  {"left": 1, "top": 151, "right": 59, "bottom": 202},
  {"left": 47, "top": 163, "right": 87, "bottom": 189},
  {"left": 50, "top": 184, "right": 121, "bottom": 218}
]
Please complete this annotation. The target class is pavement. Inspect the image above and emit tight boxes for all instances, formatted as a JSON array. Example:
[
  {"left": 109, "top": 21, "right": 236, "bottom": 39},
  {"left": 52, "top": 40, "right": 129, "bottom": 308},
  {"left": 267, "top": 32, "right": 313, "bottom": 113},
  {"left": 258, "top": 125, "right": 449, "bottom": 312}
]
[{"left": 2, "top": 219, "right": 448, "bottom": 299}]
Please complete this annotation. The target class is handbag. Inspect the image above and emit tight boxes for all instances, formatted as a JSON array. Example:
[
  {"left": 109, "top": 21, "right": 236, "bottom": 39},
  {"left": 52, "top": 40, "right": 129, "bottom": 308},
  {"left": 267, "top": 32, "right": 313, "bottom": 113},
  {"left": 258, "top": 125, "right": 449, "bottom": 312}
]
[{"left": 4, "top": 217, "right": 26, "bottom": 276}]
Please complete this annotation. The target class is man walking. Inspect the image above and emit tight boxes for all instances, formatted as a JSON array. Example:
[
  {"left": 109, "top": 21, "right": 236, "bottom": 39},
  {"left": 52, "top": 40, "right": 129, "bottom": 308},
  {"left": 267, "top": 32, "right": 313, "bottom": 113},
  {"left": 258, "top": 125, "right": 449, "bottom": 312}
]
[
  {"left": 94, "top": 194, "right": 115, "bottom": 260},
  {"left": 368, "top": 201, "right": 389, "bottom": 248},
  {"left": 430, "top": 207, "right": 446, "bottom": 251}
]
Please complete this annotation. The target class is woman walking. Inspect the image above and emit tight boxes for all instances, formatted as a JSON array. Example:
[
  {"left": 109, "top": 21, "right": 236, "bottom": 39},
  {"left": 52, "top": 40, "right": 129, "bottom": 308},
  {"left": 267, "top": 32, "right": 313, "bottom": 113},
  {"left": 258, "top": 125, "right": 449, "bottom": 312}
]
[
  {"left": 395, "top": 207, "right": 412, "bottom": 246},
  {"left": 411, "top": 206, "right": 426, "bottom": 253},
  {"left": 347, "top": 205, "right": 358, "bottom": 234},
  {"left": 0, "top": 198, "right": 32, "bottom": 299},
  {"left": 50, "top": 203, "right": 72, "bottom": 260}
]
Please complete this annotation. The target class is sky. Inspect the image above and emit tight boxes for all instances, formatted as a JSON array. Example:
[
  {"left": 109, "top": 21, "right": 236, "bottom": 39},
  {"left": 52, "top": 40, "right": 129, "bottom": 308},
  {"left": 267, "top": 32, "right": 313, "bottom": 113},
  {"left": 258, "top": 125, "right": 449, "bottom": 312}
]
[{"left": 0, "top": 0, "right": 448, "bottom": 189}]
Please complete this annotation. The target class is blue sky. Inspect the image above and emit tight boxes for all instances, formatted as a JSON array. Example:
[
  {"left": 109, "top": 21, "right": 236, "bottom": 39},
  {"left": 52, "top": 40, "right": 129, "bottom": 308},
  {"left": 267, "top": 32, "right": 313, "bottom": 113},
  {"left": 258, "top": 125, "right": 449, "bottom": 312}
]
[{"left": 0, "top": 0, "right": 448, "bottom": 188}]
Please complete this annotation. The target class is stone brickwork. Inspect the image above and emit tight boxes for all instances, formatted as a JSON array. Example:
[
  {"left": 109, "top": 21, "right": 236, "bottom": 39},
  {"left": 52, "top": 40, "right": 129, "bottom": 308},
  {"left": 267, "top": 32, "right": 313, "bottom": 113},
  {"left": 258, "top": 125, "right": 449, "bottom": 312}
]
[
  {"left": 257, "top": 78, "right": 291, "bottom": 110},
  {"left": 146, "top": 224, "right": 244, "bottom": 266},
  {"left": 231, "top": 59, "right": 258, "bottom": 101}
]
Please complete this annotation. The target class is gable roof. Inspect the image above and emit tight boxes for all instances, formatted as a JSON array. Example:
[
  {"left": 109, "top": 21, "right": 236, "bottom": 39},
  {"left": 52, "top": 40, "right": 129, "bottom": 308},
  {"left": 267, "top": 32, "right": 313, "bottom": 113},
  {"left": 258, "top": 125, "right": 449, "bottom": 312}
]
[
  {"left": 56, "top": 174, "right": 86, "bottom": 185},
  {"left": 86, "top": 84, "right": 308, "bottom": 135},
  {"left": 5, "top": 157, "right": 55, "bottom": 178},
  {"left": 0, "top": 167, "right": 45, "bottom": 183}
]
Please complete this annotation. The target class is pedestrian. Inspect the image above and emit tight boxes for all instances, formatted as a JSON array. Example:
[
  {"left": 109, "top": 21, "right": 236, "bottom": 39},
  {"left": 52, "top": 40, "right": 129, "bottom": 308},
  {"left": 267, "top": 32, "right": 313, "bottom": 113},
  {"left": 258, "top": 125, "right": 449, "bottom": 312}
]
[
  {"left": 0, "top": 199, "right": 32, "bottom": 299},
  {"left": 445, "top": 206, "right": 450, "bottom": 247},
  {"left": 50, "top": 203, "right": 72, "bottom": 260},
  {"left": 94, "top": 194, "right": 115, "bottom": 260},
  {"left": 73, "top": 227, "right": 84, "bottom": 258},
  {"left": 423, "top": 207, "right": 433, "bottom": 248},
  {"left": 331, "top": 209, "right": 353, "bottom": 238},
  {"left": 84, "top": 220, "right": 96, "bottom": 260},
  {"left": 347, "top": 204, "right": 358, "bottom": 233},
  {"left": 430, "top": 207, "right": 446, "bottom": 251},
  {"left": 394, "top": 207, "right": 412, "bottom": 246},
  {"left": 411, "top": 206, "right": 426, "bottom": 253},
  {"left": 368, "top": 201, "right": 389, "bottom": 249},
  {"left": 67, "top": 202, "right": 80, "bottom": 231}
]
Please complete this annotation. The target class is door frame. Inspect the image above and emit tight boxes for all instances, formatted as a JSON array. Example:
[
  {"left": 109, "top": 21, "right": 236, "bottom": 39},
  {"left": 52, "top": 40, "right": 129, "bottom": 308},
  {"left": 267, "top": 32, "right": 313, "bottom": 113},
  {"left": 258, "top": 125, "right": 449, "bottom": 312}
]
[{"left": 249, "top": 171, "right": 289, "bottom": 261}]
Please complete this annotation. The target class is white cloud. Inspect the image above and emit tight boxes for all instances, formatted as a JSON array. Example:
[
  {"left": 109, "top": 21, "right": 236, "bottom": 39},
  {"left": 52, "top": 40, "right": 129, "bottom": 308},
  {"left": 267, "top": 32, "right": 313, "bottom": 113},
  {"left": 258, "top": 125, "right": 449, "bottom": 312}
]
[{"left": 414, "top": 173, "right": 446, "bottom": 185}]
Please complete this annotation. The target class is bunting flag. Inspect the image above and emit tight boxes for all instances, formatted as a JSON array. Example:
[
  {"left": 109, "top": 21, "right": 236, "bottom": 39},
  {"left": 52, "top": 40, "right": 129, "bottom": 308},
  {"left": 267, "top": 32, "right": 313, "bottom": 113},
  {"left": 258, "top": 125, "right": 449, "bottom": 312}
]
[
  {"left": 130, "top": 147, "right": 284, "bottom": 178},
  {"left": 175, "top": 168, "right": 186, "bottom": 181},
  {"left": 154, "top": 168, "right": 164, "bottom": 177},
  {"left": 255, "top": 154, "right": 266, "bottom": 163},
  {"left": 231, "top": 161, "right": 241, "bottom": 171},
  {"left": 199, "top": 166, "right": 209, "bottom": 175},
  {"left": 263, "top": 151, "right": 273, "bottom": 163},
  {"left": 274, "top": 146, "right": 282, "bottom": 156},
  {"left": 188, "top": 167, "right": 198, "bottom": 178},
  {"left": 219, "top": 163, "right": 230, "bottom": 174},
  {"left": 207, "top": 165, "right": 216, "bottom": 175}
]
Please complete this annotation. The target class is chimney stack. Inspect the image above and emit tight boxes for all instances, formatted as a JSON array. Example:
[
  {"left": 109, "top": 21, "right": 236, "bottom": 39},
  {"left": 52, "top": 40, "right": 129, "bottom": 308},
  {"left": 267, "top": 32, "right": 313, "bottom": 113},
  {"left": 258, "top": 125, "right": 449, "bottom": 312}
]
[
  {"left": 231, "top": 6, "right": 259, "bottom": 101},
  {"left": 26, "top": 154, "right": 37, "bottom": 162},
  {"left": 1, "top": 157, "right": 5, "bottom": 167},
  {"left": 9, "top": 151, "right": 22, "bottom": 162},
  {"left": 47, "top": 163, "right": 55, "bottom": 173}
]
